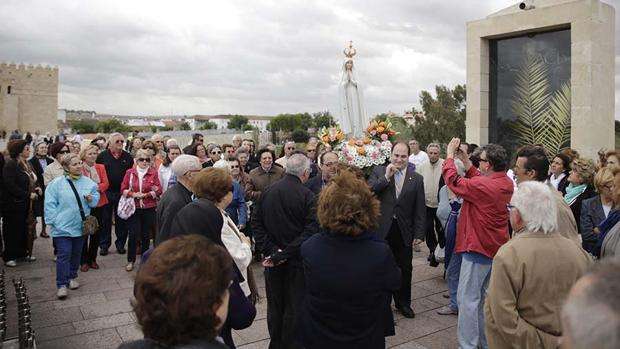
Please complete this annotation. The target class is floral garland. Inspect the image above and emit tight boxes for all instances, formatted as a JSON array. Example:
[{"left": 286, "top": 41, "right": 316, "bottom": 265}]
[{"left": 317, "top": 119, "right": 397, "bottom": 169}]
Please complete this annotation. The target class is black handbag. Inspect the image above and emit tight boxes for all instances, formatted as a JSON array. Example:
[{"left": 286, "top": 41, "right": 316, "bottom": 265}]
[{"left": 66, "top": 178, "right": 99, "bottom": 236}]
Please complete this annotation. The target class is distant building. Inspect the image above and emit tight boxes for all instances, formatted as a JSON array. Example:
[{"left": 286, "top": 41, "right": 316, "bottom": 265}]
[{"left": 0, "top": 62, "right": 58, "bottom": 133}]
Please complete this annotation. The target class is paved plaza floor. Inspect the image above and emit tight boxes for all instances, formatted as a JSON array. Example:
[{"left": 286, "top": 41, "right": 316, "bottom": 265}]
[{"left": 4, "top": 233, "right": 457, "bottom": 349}]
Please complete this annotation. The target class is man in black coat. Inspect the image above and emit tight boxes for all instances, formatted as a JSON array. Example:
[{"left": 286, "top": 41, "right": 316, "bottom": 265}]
[
  {"left": 96, "top": 133, "right": 134, "bottom": 255},
  {"left": 155, "top": 155, "right": 202, "bottom": 245},
  {"left": 368, "top": 142, "right": 426, "bottom": 318},
  {"left": 304, "top": 151, "right": 339, "bottom": 195},
  {"left": 251, "top": 153, "right": 318, "bottom": 349}
]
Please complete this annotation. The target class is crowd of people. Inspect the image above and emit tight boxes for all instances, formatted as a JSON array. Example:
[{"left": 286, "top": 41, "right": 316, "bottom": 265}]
[{"left": 0, "top": 129, "right": 619, "bottom": 349}]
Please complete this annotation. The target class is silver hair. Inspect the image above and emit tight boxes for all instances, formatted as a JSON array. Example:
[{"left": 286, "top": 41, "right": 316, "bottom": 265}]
[
  {"left": 562, "top": 261, "right": 620, "bottom": 349},
  {"left": 151, "top": 133, "right": 163, "bottom": 141},
  {"left": 426, "top": 143, "right": 441, "bottom": 152},
  {"left": 207, "top": 144, "right": 221, "bottom": 154},
  {"left": 286, "top": 153, "right": 311, "bottom": 177},
  {"left": 512, "top": 181, "right": 558, "bottom": 234},
  {"left": 60, "top": 153, "right": 80, "bottom": 170},
  {"left": 171, "top": 155, "right": 201, "bottom": 177},
  {"left": 212, "top": 159, "right": 231, "bottom": 172},
  {"left": 109, "top": 132, "right": 123, "bottom": 140},
  {"left": 166, "top": 138, "right": 178, "bottom": 147}
]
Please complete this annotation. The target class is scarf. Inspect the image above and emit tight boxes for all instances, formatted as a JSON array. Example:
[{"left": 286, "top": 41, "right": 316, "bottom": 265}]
[
  {"left": 594, "top": 209, "right": 620, "bottom": 258},
  {"left": 65, "top": 171, "right": 81, "bottom": 181},
  {"left": 563, "top": 183, "right": 587, "bottom": 206},
  {"left": 82, "top": 163, "right": 100, "bottom": 184}
]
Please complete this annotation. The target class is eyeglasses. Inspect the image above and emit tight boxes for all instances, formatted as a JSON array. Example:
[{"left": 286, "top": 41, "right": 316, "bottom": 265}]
[
  {"left": 286, "top": 147, "right": 295, "bottom": 150},
  {"left": 479, "top": 158, "right": 489, "bottom": 163},
  {"left": 59, "top": 150, "right": 70, "bottom": 154},
  {"left": 230, "top": 165, "right": 239, "bottom": 169},
  {"left": 506, "top": 204, "right": 516, "bottom": 211},
  {"left": 307, "top": 149, "right": 316, "bottom": 153},
  {"left": 212, "top": 151, "right": 221, "bottom": 155},
  {"left": 115, "top": 140, "right": 124, "bottom": 144},
  {"left": 137, "top": 158, "right": 150, "bottom": 162}
]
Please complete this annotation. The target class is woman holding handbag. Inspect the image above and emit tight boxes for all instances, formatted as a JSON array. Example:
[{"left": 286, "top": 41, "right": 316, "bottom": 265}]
[
  {"left": 120, "top": 149, "right": 162, "bottom": 272},
  {"left": 79, "top": 145, "right": 110, "bottom": 272},
  {"left": 44, "top": 153, "right": 100, "bottom": 299}
]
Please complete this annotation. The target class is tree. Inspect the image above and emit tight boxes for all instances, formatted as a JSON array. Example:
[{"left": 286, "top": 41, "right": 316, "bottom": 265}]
[
  {"left": 200, "top": 121, "right": 218, "bottom": 130},
  {"left": 96, "top": 119, "right": 129, "bottom": 133},
  {"left": 267, "top": 113, "right": 313, "bottom": 132},
  {"left": 291, "top": 128, "right": 310, "bottom": 143},
  {"left": 411, "top": 84, "right": 466, "bottom": 147},
  {"left": 70, "top": 120, "right": 96, "bottom": 134},
  {"left": 179, "top": 122, "right": 191, "bottom": 131},
  {"left": 312, "top": 111, "right": 336, "bottom": 129},
  {"left": 227, "top": 115, "right": 249, "bottom": 130}
]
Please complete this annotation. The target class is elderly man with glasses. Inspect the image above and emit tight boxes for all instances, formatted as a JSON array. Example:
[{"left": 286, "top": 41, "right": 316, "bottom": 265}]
[
  {"left": 275, "top": 141, "right": 296, "bottom": 168},
  {"left": 305, "top": 151, "right": 339, "bottom": 194},
  {"left": 96, "top": 133, "right": 134, "bottom": 256},
  {"left": 484, "top": 181, "right": 590, "bottom": 348}
]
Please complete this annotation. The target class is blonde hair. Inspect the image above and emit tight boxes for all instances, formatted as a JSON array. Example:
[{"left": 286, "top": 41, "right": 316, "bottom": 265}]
[
  {"left": 80, "top": 145, "right": 100, "bottom": 160},
  {"left": 594, "top": 167, "right": 617, "bottom": 193},
  {"left": 135, "top": 149, "right": 152, "bottom": 160}
]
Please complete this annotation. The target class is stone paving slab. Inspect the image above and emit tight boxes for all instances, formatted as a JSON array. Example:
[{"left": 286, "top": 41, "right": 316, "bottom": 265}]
[{"left": 4, "top": 232, "right": 457, "bottom": 348}]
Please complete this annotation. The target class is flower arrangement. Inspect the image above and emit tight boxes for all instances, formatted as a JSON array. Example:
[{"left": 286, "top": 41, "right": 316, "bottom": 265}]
[
  {"left": 318, "top": 126, "right": 345, "bottom": 149},
  {"left": 365, "top": 119, "right": 398, "bottom": 142},
  {"left": 339, "top": 138, "right": 392, "bottom": 169}
]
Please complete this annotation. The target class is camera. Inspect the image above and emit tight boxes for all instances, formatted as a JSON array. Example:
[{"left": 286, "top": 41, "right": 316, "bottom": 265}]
[{"left": 519, "top": 1, "right": 535, "bottom": 10}]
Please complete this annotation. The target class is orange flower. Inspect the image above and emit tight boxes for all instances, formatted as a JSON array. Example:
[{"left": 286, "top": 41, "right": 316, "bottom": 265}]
[
  {"left": 377, "top": 126, "right": 385, "bottom": 133},
  {"left": 366, "top": 125, "right": 374, "bottom": 132},
  {"left": 348, "top": 139, "right": 356, "bottom": 146},
  {"left": 389, "top": 129, "right": 396, "bottom": 135},
  {"left": 356, "top": 146, "right": 366, "bottom": 155},
  {"left": 379, "top": 121, "right": 385, "bottom": 127},
  {"left": 363, "top": 137, "right": 371, "bottom": 144},
  {"left": 337, "top": 133, "right": 344, "bottom": 141},
  {"left": 322, "top": 136, "right": 330, "bottom": 142}
]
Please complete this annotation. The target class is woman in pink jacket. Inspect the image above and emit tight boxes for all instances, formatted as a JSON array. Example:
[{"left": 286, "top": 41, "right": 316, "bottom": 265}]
[{"left": 120, "top": 149, "right": 162, "bottom": 271}]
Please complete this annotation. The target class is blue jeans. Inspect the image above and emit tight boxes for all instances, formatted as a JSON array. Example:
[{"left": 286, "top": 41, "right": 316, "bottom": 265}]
[
  {"left": 457, "top": 253, "right": 491, "bottom": 349},
  {"left": 54, "top": 236, "right": 85, "bottom": 289},
  {"left": 447, "top": 252, "right": 462, "bottom": 311}
]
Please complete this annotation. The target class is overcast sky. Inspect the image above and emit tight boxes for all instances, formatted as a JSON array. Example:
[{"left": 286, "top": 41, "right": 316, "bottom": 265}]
[{"left": 0, "top": 0, "right": 618, "bottom": 119}]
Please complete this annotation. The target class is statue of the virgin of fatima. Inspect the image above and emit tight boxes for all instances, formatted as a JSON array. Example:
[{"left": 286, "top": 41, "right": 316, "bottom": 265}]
[{"left": 338, "top": 41, "right": 368, "bottom": 137}]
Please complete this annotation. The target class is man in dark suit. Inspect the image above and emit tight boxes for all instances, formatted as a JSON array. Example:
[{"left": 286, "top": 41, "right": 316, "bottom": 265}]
[
  {"left": 252, "top": 153, "right": 318, "bottom": 349},
  {"left": 304, "top": 151, "right": 339, "bottom": 194},
  {"left": 369, "top": 142, "right": 426, "bottom": 318}
]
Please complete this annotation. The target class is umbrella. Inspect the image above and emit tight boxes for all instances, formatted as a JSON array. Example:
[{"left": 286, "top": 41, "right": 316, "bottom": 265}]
[{"left": 26, "top": 200, "right": 37, "bottom": 260}]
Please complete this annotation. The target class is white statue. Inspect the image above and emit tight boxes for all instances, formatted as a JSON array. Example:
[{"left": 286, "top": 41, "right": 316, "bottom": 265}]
[{"left": 338, "top": 41, "right": 367, "bottom": 136}]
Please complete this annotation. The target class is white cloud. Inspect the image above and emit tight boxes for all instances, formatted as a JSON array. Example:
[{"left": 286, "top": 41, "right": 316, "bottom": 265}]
[{"left": 0, "top": 0, "right": 617, "bottom": 120}]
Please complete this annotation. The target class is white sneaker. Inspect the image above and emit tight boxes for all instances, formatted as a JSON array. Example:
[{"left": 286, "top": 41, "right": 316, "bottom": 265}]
[
  {"left": 57, "top": 286, "right": 68, "bottom": 299},
  {"left": 69, "top": 279, "right": 80, "bottom": 290},
  {"left": 5, "top": 260, "right": 16, "bottom": 267},
  {"left": 125, "top": 262, "right": 134, "bottom": 272},
  {"left": 26, "top": 256, "right": 36, "bottom": 262}
]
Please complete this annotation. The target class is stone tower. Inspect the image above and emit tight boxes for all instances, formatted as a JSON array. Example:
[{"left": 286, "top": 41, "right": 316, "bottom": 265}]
[{"left": 0, "top": 62, "right": 59, "bottom": 134}]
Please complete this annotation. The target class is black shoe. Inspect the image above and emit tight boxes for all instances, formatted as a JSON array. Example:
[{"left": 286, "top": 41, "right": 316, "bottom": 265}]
[
  {"left": 99, "top": 248, "right": 108, "bottom": 256},
  {"left": 429, "top": 254, "right": 439, "bottom": 268},
  {"left": 117, "top": 247, "right": 126, "bottom": 255},
  {"left": 397, "top": 305, "right": 415, "bottom": 318}
]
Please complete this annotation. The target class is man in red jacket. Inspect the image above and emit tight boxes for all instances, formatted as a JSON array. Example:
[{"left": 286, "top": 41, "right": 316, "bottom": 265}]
[{"left": 442, "top": 138, "right": 513, "bottom": 349}]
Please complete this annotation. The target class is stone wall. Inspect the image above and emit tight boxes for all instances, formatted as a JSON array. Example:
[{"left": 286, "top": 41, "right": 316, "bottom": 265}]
[
  {"left": 0, "top": 63, "right": 58, "bottom": 134},
  {"left": 466, "top": 0, "right": 615, "bottom": 158}
]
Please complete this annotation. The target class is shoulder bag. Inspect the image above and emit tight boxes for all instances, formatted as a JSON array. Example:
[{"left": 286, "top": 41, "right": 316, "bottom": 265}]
[{"left": 66, "top": 178, "right": 99, "bottom": 236}]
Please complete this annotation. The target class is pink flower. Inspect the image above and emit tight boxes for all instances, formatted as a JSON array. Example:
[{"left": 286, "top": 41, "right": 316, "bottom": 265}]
[
  {"left": 370, "top": 130, "right": 377, "bottom": 136},
  {"left": 347, "top": 156, "right": 353, "bottom": 161},
  {"left": 380, "top": 133, "right": 389, "bottom": 141},
  {"left": 371, "top": 152, "right": 379, "bottom": 159},
  {"left": 355, "top": 139, "right": 363, "bottom": 146}
]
